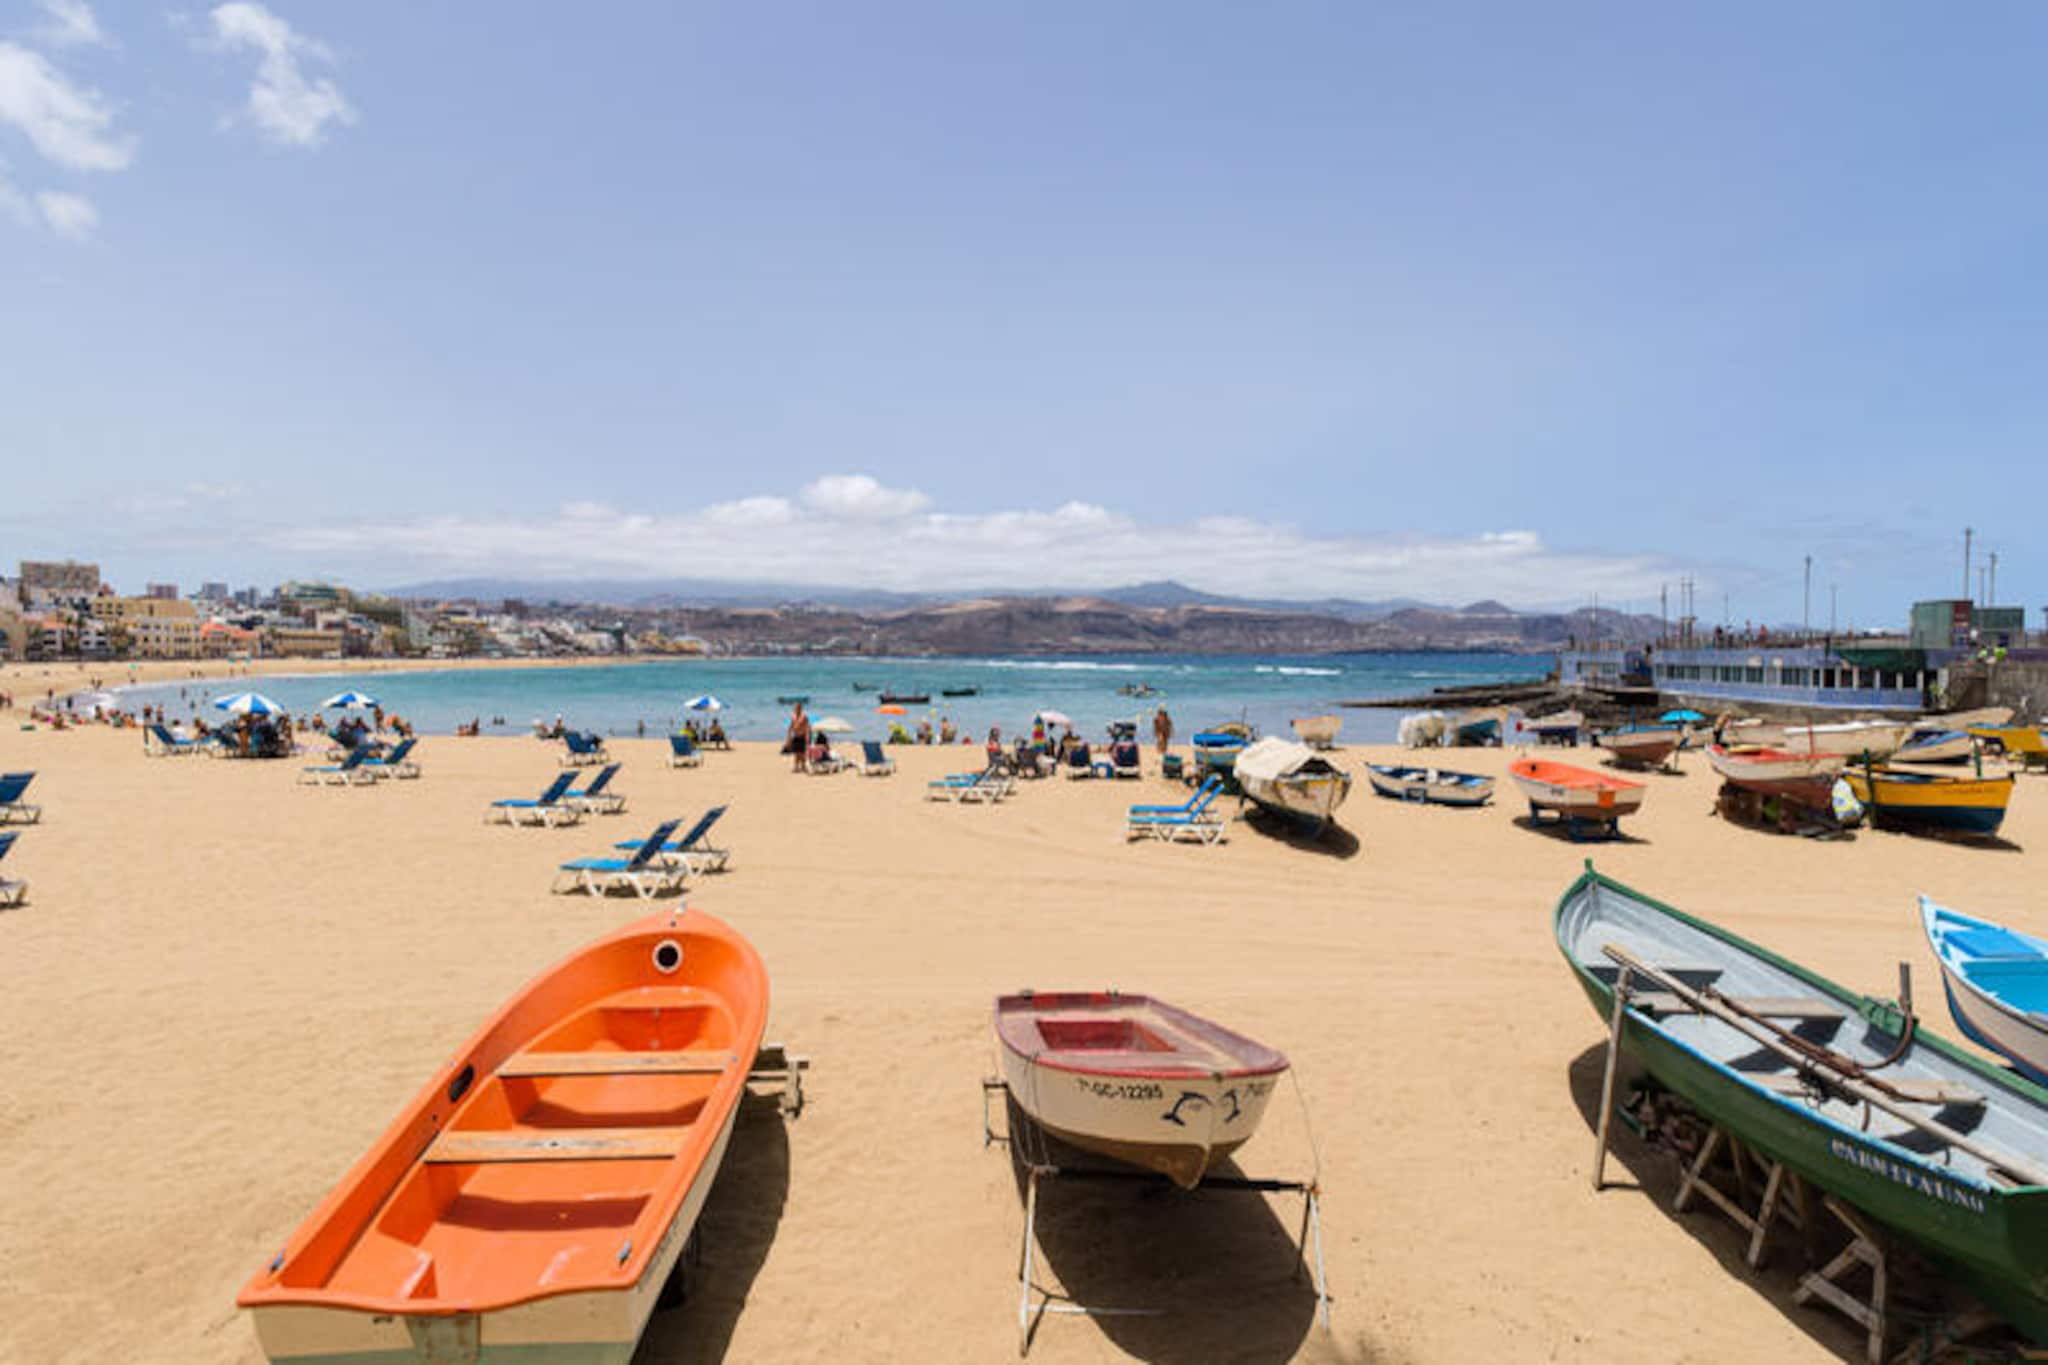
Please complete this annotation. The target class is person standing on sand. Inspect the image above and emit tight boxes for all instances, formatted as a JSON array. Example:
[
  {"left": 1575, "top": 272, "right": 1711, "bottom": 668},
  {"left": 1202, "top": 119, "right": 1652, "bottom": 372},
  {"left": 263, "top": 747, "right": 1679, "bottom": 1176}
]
[
  {"left": 786, "top": 703, "right": 810, "bottom": 771},
  {"left": 1153, "top": 706, "right": 1173, "bottom": 756}
]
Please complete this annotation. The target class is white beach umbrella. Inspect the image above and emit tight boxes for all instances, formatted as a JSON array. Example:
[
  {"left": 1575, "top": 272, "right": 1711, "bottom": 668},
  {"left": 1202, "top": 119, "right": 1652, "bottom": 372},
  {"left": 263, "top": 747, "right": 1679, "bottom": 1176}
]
[
  {"left": 322, "top": 690, "right": 380, "bottom": 709},
  {"left": 1034, "top": 709, "right": 1073, "bottom": 727},
  {"left": 683, "top": 695, "right": 724, "bottom": 711},
  {"left": 213, "top": 691, "right": 286, "bottom": 716},
  {"left": 812, "top": 715, "right": 854, "bottom": 734}
]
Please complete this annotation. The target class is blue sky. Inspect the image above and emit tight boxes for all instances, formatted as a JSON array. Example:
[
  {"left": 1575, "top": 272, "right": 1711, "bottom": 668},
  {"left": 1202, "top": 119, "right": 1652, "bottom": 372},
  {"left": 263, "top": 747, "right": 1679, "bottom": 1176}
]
[{"left": 2, "top": 2, "right": 2043, "bottom": 626}]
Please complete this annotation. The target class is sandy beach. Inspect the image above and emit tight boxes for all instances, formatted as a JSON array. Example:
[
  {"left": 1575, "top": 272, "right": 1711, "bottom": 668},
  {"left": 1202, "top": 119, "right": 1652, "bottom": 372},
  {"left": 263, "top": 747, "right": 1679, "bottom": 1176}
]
[{"left": 1, "top": 722, "right": 2038, "bottom": 1363}]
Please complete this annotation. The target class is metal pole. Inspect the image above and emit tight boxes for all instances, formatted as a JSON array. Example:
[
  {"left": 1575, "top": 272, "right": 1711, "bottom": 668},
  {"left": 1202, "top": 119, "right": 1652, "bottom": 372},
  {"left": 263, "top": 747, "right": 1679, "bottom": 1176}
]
[
  {"left": 1018, "top": 1169, "right": 1040, "bottom": 1355},
  {"left": 1990, "top": 551, "right": 1998, "bottom": 606},
  {"left": 1964, "top": 527, "right": 1973, "bottom": 601},
  {"left": 1804, "top": 555, "right": 1812, "bottom": 637}
]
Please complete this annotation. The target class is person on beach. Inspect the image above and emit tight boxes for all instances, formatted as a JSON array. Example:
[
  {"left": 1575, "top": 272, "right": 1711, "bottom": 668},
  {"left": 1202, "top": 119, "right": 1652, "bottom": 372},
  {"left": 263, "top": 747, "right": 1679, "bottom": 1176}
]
[
  {"left": 1153, "top": 706, "right": 1173, "bottom": 756},
  {"left": 786, "top": 703, "right": 810, "bottom": 771}
]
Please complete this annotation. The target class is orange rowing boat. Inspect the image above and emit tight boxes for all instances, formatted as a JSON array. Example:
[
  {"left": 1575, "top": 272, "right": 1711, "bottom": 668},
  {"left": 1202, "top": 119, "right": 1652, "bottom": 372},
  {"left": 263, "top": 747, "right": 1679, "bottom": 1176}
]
[
  {"left": 1508, "top": 757, "right": 1646, "bottom": 836},
  {"left": 237, "top": 908, "right": 768, "bottom": 1364}
]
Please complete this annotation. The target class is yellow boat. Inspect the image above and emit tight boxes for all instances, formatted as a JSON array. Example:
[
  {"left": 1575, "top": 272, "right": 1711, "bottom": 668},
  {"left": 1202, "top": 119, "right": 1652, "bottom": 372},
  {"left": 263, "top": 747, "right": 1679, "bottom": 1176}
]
[
  {"left": 1969, "top": 726, "right": 2048, "bottom": 772},
  {"left": 1844, "top": 765, "right": 2015, "bottom": 837}
]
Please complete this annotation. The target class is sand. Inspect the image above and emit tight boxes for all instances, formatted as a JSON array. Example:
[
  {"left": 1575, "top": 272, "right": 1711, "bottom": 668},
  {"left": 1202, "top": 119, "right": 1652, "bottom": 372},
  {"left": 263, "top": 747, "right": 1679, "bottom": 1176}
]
[{"left": 1, "top": 719, "right": 2038, "bottom": 1363}]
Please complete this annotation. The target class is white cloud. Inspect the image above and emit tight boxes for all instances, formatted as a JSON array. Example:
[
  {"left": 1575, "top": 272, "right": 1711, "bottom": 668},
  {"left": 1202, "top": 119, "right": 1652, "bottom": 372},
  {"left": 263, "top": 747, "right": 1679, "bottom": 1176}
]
[
  {"left": 34, "top": 186, "right": 93, "bottom": 237},
  {"left": 209, "top": 2, "right": 354, "bottom": 147},
  {"left": 265, "top": 474, "right": 1681, "bottom": 607},
  {"left": 0, "top": 40, "right": 131, "bottom": 170},
  {"left": 35, "top": 0, "right": 105, "bottom": 48},
  {"left": 800, "top": 474, "right": 931, "bottom": 520}
]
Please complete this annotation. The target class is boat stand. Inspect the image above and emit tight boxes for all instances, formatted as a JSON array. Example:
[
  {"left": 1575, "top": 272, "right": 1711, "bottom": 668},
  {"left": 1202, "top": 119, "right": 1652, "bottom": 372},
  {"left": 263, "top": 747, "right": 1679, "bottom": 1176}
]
[
  {"left": 1672, "top": 1126, "right": 1812, "bottom": 1272},
  {"left": 982, "top": 1079, "right": 1332, "bottom": 1357},
  {"left": 745, "top": 1042, "right": 810, "bottom": 1116},
  {"left": 1794, "top": 1197, "right": 1889, "bottom": 1364},
  {"left": 1528, "top": 801, "right": 1622, "bottom": 842}
]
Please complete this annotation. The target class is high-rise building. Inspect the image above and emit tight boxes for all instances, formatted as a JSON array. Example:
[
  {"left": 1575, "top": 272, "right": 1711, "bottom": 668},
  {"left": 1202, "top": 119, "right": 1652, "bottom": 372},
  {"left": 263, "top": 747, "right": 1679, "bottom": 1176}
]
[{"left": 145, "top": 582, "right": 180, "bottom": 601}]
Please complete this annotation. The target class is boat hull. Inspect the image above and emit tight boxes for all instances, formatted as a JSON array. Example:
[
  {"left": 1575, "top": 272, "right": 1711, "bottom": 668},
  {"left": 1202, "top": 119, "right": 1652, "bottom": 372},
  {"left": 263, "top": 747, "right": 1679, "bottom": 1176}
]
[
  {"left": 1775, "top": 722, "right": 1914, "bottom": 761},
  {"left": 1557, "top": 872, "right": 2048, "bottom": 1343},
  {"left": 1898, "top": 730, "right": 1977, "bottom": 764},
  {"left": 1599, "top": 732, "right": 1681, "bottom": 769},
  {"left": 994, "top": 993, "right": 1286, "bottom": 1190},
  {"left": 1924, "top": 902, "right": 2048, "bottom": 1089},
  {"left": 1704, "top": 745, "right": 1845, "bottom": 810},
  {"left": 1289, "top": 715, "right": 1340, "bottom": 749},
  {"left": 1238, "top": 770, "right": 1352, "bottom": 829},
  {"left": 1508, "top": 761, "right": 1646, "bottom": 822},
  {"left": 1845, "top": 769, "right": 2014, "bottom": 837},
  {"left": 1365, "top": 765, "right": 1494, "bottom": 807}
]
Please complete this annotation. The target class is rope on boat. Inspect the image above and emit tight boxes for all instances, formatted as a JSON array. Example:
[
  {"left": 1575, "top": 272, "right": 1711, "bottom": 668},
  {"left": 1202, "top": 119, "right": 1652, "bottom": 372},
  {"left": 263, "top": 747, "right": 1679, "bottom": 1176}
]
[{"left": 1287, "top": 1064, "right": 1323, "bottom": 1190}]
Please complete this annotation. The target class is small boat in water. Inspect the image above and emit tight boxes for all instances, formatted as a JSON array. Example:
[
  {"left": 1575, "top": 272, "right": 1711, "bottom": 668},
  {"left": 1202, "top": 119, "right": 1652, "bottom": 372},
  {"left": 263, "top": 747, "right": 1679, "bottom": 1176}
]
[
  {"left": 776, "top": 694, "right": 810, "bottom": 707},
  {"left": 1556, "top": 868, "right": 2048, "bottom": 1344},
  {"left": 1448, "top": 709, "right": 1503, "bottom": 746},
  {"left": 1845, "top": 765, "right": 2015, "bottom": 838},
  {"left": 1233, "top": 737, "right": 1353, "bottom": 833},
  {"left": 1509, "top": 758, "right": 1645, "bottom": 837},
  {"left": 238, "top": 908, "right": 769, "bottom": 1365},
  {"left": 1117, "top": 682, "right": 1161, "bottom": 698},
  {"left": 1290, "top": 714, "right": 1340, "bottom": 749},
  {"left": 877, "top": 692, "right": 930, "bottom": 706},
  {"left": 941, "top": 686, "right": 980, "bottom": 698},
  {"left": 1365, "top": 763, "right": 1494, "bottom": 807},
  {"left": 1598, "top": 723, "right": 1685, "bottom": 770},
  {"left": 1923, "top": 900, "right": 2048, "bottom": 1088},
  {"left": 994, "top": 990, "right": 1288, "bottom": 1189},
  {"left": 1704, "top": 744, "right": 1845, "bottom": 810}
]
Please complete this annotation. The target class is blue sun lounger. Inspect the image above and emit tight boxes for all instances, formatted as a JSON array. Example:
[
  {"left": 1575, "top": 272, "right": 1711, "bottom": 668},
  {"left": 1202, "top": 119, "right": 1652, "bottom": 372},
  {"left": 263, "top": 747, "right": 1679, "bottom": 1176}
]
[
  {"left": 1126, "top": 779, "right": 1225, "bottom": 843},
  {"left": 361, "top": 737, "right": 420, "bottom": 780},
  {"left": 298, "top": 747, "right": 373, "bottom": 786},
  {"left": 668, "top": 734, "right": 704, "bottom": 768},
  {"left": 859, "top": 740, "right": 896, "bottom": 777},
  {"left": 0, "top": 772, "right": 42, "bottom": 824},
  {"left": 0, "top": 831, "right": 24, "bottom": 907},
  {"left": 487, "top": 771, "right": 585, "bottom": 827},
  {"left": 612, "top": 805, "right": 731, "bottom": 873},
  {"left": 566, "top": 762, "right": 627, "bottom": 815},
  {"left": 927, "top": 765, "right": 1014, "bottom": 803},
  {"left": 559, "top": 730, "right": 607, "bottom": 768},
  {"left": 145, "top": 723, "right": 198, "bottom": 757},
  {"left": 553, "top": 817, "right": 686, "bottom": 898}
]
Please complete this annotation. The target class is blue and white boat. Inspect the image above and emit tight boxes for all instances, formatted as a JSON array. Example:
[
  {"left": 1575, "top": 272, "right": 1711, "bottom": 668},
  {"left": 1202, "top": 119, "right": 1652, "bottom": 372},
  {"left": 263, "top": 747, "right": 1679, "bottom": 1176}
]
[
  {"left": 1923, "top": 900, "right": 2048, "bottom": 1087},
  {"left": 1364, "top": 763, "right": 1494, "bottom": 807},
  {"left": 1898, "top": 728, "right": 1976, "bottom": 764}
]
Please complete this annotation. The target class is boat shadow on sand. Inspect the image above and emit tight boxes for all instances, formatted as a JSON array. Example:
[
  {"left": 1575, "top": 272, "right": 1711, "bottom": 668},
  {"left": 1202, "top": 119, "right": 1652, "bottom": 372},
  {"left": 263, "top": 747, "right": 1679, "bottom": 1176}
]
[
  {"left": 1002, "top": 1097, "right": 1378, "bottom": 1364},
  {"left": 1563, "top": 1044, "right": 1926, "bottom": 1364},
  {"left": 1239, "top": 805, "right": 1362, "bottom": 860},
  {"left": 635, "top": 1095, "right": 791, "bottom": 1364},
  {"left": 1511, "top": 815, "right": 1648, "bottom": 846}
]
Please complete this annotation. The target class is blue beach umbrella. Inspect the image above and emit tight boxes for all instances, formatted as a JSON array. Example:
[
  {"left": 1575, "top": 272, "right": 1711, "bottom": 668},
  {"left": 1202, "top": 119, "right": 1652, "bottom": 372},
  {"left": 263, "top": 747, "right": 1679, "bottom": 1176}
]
[
  {"left": 213, "top": 691, "right": 286, "bottom": 717},
  {"left": 322, "top": 690, "right": 380, "bottom": 710},
  {"left": 1660, "top": 708, "right": 1706, "bottom": 724},
  {"left": 684, "top": 695, "right": 724, "bottom": 711}
]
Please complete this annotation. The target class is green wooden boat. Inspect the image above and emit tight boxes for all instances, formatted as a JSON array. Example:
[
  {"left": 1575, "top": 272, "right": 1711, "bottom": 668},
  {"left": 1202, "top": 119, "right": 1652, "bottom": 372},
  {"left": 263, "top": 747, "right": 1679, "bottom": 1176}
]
[{"left": 1555, "top": 866, "right": 2048, "bottom": 1340}]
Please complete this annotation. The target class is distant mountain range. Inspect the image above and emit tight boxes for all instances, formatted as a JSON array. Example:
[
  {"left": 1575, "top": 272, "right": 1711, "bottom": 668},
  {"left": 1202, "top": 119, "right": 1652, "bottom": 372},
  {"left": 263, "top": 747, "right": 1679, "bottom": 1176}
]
[{"left": 383, "top": 576, "right": 1660, "bottom": 654}]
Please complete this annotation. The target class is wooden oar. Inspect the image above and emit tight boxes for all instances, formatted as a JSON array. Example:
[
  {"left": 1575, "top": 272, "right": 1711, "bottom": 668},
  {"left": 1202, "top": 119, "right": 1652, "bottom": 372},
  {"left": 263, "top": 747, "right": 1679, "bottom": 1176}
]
[{"left": 1601, "top": 943, "right": 2048, "bottom": 1189}]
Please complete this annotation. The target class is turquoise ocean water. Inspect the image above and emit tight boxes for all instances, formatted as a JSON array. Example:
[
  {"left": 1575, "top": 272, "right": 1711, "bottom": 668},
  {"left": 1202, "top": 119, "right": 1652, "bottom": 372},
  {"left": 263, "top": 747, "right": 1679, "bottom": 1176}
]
[{"left": 119, "top": 652, "right": 1542, "bottom": 744}]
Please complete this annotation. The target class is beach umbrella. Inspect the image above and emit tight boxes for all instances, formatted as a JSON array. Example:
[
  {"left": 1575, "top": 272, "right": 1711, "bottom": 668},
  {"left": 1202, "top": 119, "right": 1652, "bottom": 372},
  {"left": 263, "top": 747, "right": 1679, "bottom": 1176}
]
[
  {"left": 213, "top": 691, "right": 285, "bottom": 717},
  {"left": 683, "top": 695, "right": 723, "bottom": 712},
  {"left": 876, "top": 704, "right": 906, "bottom": 716},
  {"left": 322, "top": 690, "right": 380, "bottom": 710},
  {"left": 1035, "top": 709, "right": 1073, "bottom": 727},
  {"left": 812, "top": 715, "right": 854, "bottom": 734},
  {"left": 1659, "top": 708, "right": 1706, "bottom": 724}
]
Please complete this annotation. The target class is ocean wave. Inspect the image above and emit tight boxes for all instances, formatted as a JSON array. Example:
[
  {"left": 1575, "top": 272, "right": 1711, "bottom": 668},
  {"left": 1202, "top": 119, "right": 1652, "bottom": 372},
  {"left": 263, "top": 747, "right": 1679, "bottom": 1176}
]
[
  {"left": 963, "top": 659, "right": 1147, "bottom": 672},
  {"left": 1253, "top": 665, "right": 1343, "bottom": 676}
]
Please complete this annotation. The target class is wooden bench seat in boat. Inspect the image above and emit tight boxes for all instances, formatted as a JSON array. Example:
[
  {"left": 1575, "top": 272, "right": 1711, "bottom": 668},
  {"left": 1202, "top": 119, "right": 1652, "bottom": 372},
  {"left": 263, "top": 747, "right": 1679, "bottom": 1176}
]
[
  {"left": 424, "top": 1126, "right": 694, "bottom": 1164},
  {"left": 1632, "top": 993, "right": 1845, "bottom": 1021},
  {"left": 497, "top": 1049, "right": 737, "bottom": 1078},
  {"left": 1750, "top": 1070, "right": 1987, "bottom": 1110}
]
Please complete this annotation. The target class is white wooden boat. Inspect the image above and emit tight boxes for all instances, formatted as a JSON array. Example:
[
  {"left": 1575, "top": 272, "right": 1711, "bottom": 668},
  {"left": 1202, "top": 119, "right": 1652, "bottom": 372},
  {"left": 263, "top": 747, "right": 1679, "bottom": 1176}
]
[
  {"left": 1897, "top": 728, "right": 1978, "bottom": 764},
  {"left": 1923, "top": 900, "right": 2048, "bottom": 1088},
  {"left": 1718, "top": 718, "right": 1786, "bottom": 749},
  {"left": 1773, "top": 719, "right": 1914, "bottom": 761},
  {"left": 1289, "top": 714, "right": 1341, "bottom": 749},
  {"left": 1508, "top": 758, "right": 1646, "bottom": 836},
  {"left": 994, "top": 991, "right": 1288, "bottom": 1189},
  {"left": 1704, "top": 744, "right": 1845, "bottom": 809},
  {"left": 1233, "top": 737, "right": 1353, "bottom": 833},
  {"left": 1935, "top": 706, "right": 2016, "bottom": 731},
  {"left": 1365, "top": 763, "right": 1494, "bottom": 807},
  {"left": 1597, "top": 723, "right": 1684, "bottom": 769}
]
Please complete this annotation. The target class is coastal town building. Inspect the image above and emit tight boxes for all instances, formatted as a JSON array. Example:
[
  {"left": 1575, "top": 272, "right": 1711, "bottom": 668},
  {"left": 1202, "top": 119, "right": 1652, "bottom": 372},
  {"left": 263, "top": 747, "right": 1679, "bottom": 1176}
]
[{"left": 18, "top": 559, "right": 101, "bottom": 608}]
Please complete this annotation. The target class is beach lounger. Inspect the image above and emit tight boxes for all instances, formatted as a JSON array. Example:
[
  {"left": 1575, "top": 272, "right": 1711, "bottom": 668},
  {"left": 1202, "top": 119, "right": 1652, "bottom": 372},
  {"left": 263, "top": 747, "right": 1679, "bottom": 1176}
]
[
  {"left": 486, "top": 772, "right": 586, "bottom": 827},
  {"left": 859, "top": 740, "right": 896, "bottom": 777},
  {"left": 0, "top": 772, "right": 42, "bottom": 825},
  {"left": 360, "top": 737, "right": 420, "bottom": 780},
  {"left": 298, "top": 748, "right": 374, "bottom": 787},
  {"left": 1062, "top": 743, "right": 1095, "bottom": 779},
  {"left": 558, "top": 731, "right": 607, "bottom": 767},
  {"left": 144, "top": 723, "right": 198, "bottom": 757},
  {"left": 612, "top": 805, "right": 731, "bottom": 874},
  {"left": 566, "top": 762, "right": 627, "bottom": 815},
  {"left": 1109, "top": 739, "right": 1142, "bottom": 779},
  {"left": 1125, "top": 781, "right": 1226, "bottom": 842},
  {"left": 552, "top": 818, "right": 686, "bottom": 898},
  {"left": 927, "top": 767, "right": 1013, "bottom": 803},
  {"left": 804, "top": 748, "right": 848, "bottom": 775},
  {"left": 0, "top": 832, "right": 24, "bottom": 908},
  {"left": 667, "top": 734, "right": 704, "bottom": 768}
]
